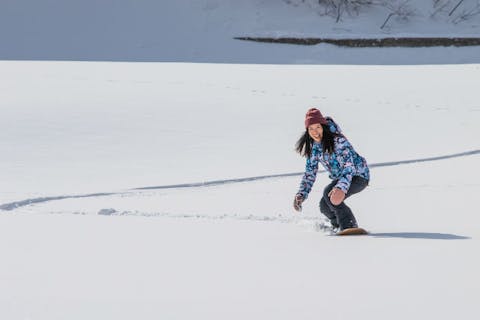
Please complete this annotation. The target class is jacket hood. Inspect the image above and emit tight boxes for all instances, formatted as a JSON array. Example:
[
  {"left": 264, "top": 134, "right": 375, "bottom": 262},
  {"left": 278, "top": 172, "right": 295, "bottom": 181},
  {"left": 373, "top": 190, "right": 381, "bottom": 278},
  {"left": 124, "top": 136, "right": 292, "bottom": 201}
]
[{"left": 326, "top": 117, "right": 342, "bottom": 135}]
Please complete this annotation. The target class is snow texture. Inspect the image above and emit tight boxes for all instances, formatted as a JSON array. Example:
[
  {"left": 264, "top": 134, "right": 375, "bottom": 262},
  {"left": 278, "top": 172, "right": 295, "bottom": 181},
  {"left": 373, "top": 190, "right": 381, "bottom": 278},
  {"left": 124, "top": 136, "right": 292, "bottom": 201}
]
[{"left": 1, "top": 1, "right": 480, "bottom": 320}]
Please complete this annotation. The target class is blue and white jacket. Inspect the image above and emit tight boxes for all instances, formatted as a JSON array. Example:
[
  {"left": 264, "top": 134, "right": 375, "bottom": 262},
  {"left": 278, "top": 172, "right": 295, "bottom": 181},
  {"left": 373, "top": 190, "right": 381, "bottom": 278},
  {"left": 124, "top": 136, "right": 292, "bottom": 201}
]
[{"left": 297, "top": 118, "right": 370, "bottom": 200}]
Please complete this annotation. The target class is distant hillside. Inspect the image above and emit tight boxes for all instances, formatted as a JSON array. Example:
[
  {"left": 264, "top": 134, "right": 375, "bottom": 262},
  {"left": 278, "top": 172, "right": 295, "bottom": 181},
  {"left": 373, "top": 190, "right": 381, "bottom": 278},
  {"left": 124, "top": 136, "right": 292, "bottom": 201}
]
[{"left": 1, "top": 0, "right": 479, "bottom": 64}]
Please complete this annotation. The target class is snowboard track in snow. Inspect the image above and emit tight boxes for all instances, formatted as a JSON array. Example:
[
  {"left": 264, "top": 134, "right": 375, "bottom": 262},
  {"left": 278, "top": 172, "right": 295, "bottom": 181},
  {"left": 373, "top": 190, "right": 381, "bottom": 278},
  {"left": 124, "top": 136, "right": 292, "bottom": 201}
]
[
  {"left": 134, "top": 149, "right": 480, "bottom": 190},
  {"left": 99, "top": 209, "right": 326, "bottom": 224},
  {"left": 1, "top": 149, "right": 479, "bottom": 211},
  {"left": 0, "top": 193, "right": 118, "bottom": 211}
]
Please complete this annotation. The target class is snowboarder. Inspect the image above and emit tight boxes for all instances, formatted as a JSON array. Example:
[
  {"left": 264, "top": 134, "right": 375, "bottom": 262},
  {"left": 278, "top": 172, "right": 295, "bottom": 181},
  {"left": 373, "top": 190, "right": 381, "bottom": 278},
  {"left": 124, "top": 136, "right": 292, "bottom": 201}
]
[{"left": 293, "top": 108, "right": 370, "bottom": 232}]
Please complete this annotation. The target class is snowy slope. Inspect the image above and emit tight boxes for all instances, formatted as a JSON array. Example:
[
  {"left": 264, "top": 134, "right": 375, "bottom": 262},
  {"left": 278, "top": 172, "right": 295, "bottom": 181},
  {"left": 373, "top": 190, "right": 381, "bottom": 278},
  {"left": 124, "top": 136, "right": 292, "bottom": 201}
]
[
  {"left": 1, "top": 61, "right": 479, "bottom": 202},
  {"left": 1, "top": 61, "right": 479, "bottom": 320},
  {"left": 1, "top": 1, "right": 480, "bottom": 319}
]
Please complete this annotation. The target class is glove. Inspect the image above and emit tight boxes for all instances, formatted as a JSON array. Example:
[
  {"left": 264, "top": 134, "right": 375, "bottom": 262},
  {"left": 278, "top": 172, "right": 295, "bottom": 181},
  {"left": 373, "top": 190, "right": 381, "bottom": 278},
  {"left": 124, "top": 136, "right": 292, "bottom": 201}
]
[{"left": 293, "top": 194, "right": 304, "bottom": 212}]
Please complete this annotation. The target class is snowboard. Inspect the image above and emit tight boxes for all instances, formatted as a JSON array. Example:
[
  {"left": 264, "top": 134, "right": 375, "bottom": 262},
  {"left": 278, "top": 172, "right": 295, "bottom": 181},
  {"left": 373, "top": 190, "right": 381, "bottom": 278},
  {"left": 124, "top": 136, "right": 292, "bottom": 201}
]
[{"left": 336, "top": 227, "right": 368, "bottom": 236}]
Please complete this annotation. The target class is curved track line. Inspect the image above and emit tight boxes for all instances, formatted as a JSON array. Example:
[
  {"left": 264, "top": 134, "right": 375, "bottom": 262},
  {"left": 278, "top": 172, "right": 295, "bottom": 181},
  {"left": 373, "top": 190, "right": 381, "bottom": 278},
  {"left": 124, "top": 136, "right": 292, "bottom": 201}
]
[
  {"left": 1, "top": 149, "right": 478, "bottom": 211},
  {"left": 135, "top": 149, "right": 480, "bottom": 190},
  {"left": 0, "top": 193, "right": 117, "bottom": 211}
]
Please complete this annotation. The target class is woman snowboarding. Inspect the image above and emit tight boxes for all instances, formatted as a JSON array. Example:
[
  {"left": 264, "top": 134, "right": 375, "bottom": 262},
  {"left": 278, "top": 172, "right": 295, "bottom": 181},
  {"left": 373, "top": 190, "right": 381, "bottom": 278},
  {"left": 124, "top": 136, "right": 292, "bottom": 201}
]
[{"left": 293, "top": 108, "right": 370, "bottom": 233}]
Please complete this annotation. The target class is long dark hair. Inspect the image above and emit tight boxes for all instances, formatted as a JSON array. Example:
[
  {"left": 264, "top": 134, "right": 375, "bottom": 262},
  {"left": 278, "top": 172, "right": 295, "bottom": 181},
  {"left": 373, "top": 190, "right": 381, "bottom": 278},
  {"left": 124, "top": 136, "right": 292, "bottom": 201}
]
[{"left": 295, "top": 124, "right": 339, "bottom": 158}]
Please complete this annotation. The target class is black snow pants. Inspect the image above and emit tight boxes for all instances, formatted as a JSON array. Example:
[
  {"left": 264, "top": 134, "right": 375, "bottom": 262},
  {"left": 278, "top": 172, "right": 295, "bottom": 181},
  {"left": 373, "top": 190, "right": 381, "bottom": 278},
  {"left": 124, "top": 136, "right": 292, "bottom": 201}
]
[{"left": 319, "top": 176, "right": 369, "bottom": 230}]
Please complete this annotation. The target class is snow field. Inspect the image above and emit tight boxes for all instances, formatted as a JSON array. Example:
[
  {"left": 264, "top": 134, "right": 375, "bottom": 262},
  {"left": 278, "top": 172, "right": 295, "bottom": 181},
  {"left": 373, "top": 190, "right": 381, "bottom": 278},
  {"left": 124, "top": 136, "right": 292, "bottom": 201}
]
[{"left": 0, "top": 61, "right": 479, "bottom": 319}]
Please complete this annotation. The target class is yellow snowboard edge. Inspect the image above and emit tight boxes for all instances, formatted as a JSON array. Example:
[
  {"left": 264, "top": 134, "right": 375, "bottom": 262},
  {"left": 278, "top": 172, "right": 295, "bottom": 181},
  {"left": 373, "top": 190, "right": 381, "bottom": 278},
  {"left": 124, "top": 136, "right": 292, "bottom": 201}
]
[{"left": 336, "top": 227, "right": 368, "bottom": 236}]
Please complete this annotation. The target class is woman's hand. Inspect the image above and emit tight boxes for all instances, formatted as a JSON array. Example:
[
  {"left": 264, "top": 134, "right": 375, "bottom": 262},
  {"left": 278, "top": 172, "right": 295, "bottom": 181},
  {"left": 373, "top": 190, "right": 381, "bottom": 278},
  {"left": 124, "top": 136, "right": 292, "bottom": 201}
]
[
  {"left": 293, "top": 194, "right": 304, "bottom": 212},
  {"left": 328, "top": 188, "right": 346, "bottom": 206}
]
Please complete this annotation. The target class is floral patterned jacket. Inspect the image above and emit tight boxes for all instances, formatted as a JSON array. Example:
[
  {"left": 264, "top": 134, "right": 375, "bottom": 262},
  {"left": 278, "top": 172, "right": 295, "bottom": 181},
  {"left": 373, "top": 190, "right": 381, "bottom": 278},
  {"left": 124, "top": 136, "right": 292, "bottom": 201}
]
[{"left": 297, "top": 118, "right": 370, "bottom": 200}]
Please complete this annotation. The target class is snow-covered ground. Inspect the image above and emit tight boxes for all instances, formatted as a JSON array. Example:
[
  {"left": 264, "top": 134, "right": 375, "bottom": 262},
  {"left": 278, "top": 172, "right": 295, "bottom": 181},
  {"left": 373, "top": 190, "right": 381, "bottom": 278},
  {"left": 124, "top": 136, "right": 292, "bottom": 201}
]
[
  {"left": 1, "top": 61, "right": 479, "bottom": 319},
  {"left": 2, "top": 1, "right": 480, "bottom": 319},
  {"left": 1, "top": 0, "right": 480, "bottom": 64}
]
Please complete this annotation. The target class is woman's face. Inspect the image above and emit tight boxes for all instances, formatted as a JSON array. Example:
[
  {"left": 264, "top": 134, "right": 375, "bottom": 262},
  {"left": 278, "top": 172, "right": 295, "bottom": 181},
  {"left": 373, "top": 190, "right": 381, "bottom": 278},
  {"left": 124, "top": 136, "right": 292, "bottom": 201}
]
[{"left": 308, "top": 123, "right": 323, "bottom": 142}]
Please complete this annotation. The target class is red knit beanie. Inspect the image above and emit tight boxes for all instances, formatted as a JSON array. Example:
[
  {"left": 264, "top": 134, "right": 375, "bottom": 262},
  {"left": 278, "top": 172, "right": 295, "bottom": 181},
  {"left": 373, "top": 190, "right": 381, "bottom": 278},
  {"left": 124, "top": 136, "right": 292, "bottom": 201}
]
[{"left": 304, "top": 108, "right": 327, "bottom": 128}]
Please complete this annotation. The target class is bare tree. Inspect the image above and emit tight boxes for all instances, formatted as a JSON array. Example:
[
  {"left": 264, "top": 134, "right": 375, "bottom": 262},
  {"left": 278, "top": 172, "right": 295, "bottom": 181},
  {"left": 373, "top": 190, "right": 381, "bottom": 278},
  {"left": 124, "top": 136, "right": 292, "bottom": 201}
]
[
  {"left": 430, "top": 0, "right": 451, "bottom": 18},
  {"left": 284, "top": 0, "right": 480, "bottom": 27},
  {"left": 381, "top": 1, "right": 415, "bottom": 29},
  {"left": 449, "top": 0, "right": 465, "bottom": 16},
  {"left": 298, "top": 0, "right": 378, "bottom": 22},
  {"left": 452, "top": 2, "right": 480, "bottom": 23}
]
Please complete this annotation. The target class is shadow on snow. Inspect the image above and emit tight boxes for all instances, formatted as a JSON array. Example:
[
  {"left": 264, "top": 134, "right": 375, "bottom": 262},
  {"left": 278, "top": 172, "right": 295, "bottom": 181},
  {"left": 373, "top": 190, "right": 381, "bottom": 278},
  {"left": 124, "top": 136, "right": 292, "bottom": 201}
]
[{"left": 370, "top": 232, "right": 470, "bottom": 240}]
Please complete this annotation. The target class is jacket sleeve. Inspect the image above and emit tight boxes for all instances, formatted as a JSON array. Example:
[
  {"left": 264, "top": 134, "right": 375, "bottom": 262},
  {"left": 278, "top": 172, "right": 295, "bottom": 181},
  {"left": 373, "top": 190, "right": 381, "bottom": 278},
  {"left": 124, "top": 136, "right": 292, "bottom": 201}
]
[
  {"left": 334, "top": 137, "right": 356, "bottom": 194},
  {"left": 297, "top": 156, "right": 319, "bottom": 200}
]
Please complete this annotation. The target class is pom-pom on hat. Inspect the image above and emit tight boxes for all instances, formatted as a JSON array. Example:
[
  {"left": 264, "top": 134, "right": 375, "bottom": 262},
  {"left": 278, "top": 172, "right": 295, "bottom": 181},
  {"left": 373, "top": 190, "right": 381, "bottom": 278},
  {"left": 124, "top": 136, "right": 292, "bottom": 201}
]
[{"left": 304, "top": 108, "right": 328, "bottom": 128}]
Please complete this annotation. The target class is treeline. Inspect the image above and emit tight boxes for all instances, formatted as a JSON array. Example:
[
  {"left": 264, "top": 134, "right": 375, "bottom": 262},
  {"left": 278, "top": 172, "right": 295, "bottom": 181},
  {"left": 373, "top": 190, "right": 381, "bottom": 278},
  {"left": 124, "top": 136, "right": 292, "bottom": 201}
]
[{"left": 284, "top": 0, "right": 480, "bottom": 29}]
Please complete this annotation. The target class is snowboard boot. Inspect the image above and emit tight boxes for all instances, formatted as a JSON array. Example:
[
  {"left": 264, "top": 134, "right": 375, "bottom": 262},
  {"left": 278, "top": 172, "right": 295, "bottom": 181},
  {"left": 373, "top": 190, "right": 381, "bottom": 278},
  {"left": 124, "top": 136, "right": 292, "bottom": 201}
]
[{"left": 335, "top": 207, "right": 358, "bottom": 231}]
